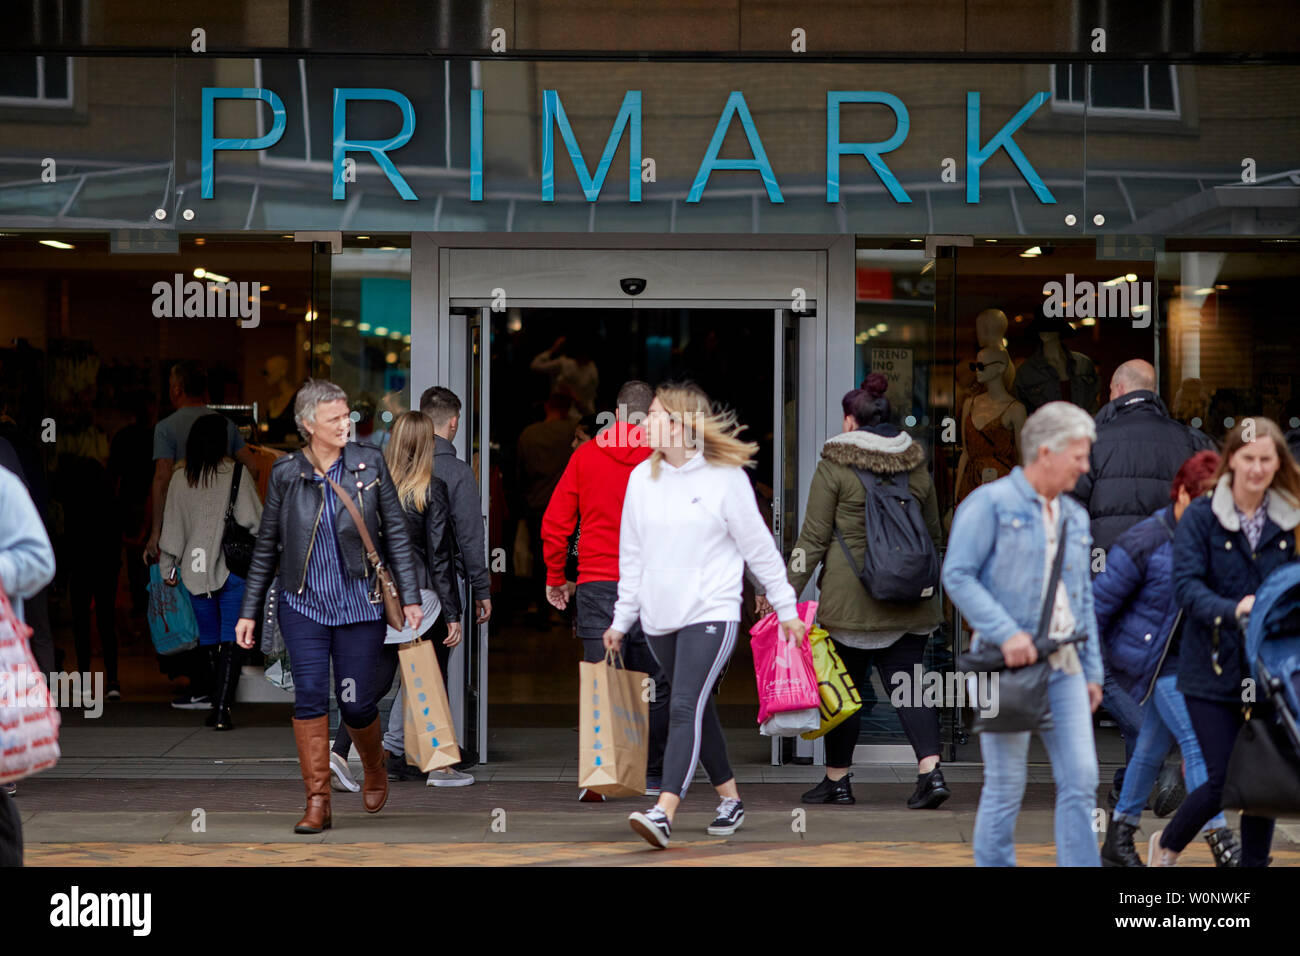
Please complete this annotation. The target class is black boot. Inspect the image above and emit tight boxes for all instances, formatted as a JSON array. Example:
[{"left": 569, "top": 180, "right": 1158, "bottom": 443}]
[
  {"left": 1101, "top": 813, "right": 1143, "bottom": 867},
  {"left": 1204, "top": 827, "right": 1242, "bottom": 867},
  {"left": 206, "top": 643, "right": 241, "bottom": 731},
  {"left": 802, "top": 773, "right": 855, "bottom": 805},
  {"left": 907, "top": 767, "right": 951, "bottom": 809}
]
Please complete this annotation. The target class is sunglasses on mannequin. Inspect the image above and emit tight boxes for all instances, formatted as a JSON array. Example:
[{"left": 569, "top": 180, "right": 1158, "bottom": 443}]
[{"left": 969, "top": 360, "right": 1007, "bottom": 372}]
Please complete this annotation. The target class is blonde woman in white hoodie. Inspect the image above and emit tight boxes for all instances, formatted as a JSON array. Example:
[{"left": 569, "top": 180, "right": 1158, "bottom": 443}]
[{"left": 605, "top": 383, "right": 805, "bottom": 849}]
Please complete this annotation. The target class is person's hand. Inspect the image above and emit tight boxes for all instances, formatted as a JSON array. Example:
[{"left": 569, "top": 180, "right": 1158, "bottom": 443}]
[
  {"left": 1235, "top": 595, "right": 1255, "bottom": 621},
  {"left": 475, "top": 598, "right": 492, "bottom": 624},
  {"left": 403, "top": 604, "right": 423, "bottom": 632},
  {"left": 602, "top": 628, "right": 623, "bottom": 652},
  {"left": 564, "top": 581, "right": 577, "bottom": 599},
  {"left": 1001, "top": 631, "right": 1038, "bottom": 668},
  {"left": 779, "top": 617, "right": 807, "bottom": 646},
  {"left": 545, "top": 584, "right": 569, "bottom": 611},
  {"left": 235, "top": 618, "right": 257, "bottom": 649},
  {"left": 755, "top": 595, "right": 774, "bottom": 617},
  {"left": 444, "top": 621, "right": 463, "bottom": 648},
  {"left": 1087, "top": 682, "right": 1103, "bottom": 714},
  {"left": 145, "top": 531, "right": 161, "bottom": 561}
]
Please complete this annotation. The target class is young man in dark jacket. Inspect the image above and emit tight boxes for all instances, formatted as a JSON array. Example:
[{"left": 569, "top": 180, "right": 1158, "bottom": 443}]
[{"left": 540, "top": 381, "right": 667, "bottom": 799}]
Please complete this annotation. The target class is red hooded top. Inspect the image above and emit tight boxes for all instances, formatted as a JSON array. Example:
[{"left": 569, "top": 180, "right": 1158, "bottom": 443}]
[{"left": 541, "top": 422, "right": 651, "bottom": 586}]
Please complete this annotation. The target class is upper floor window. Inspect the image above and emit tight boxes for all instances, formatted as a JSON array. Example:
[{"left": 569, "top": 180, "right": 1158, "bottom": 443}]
[
  {"left": 1052, "top": 63, "right": 1180, "bottom": 119},
  {"left": 0, "top": 55, "right": 73, "bottom": 108}
]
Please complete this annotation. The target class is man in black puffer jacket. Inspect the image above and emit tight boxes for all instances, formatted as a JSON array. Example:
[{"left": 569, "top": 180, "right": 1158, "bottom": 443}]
[{"left": 1071, "top": 359, "right": 1217, "bottom": 556}]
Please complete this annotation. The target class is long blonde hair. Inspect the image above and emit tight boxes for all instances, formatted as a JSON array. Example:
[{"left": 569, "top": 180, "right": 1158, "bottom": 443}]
[
  {"left": 648, "top": 382, "right": 758, "bottom": 479},
  {"left": 384, "top": 411, "right": 436, "bottom": 512},
  {"left": 1214, "top": 416, "right": 1300, "bottom": 505}
]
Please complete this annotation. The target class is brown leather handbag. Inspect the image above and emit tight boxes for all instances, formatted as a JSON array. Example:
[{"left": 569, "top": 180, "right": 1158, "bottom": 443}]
[{"left": 303, "top": 449, "right": 405, "bottom": 630}]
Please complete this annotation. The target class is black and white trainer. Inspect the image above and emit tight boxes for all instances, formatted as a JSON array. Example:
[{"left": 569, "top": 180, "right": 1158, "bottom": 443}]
[
  {"left": 707, "top": 797, "right": 744, "bottom": 836},
  {"left": 628, "top": 806, "right": 672, "bottom": 849}
]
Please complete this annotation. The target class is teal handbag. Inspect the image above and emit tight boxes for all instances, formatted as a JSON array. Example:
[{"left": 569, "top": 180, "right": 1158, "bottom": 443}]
[{"left": 146, "top": 563, "right": 200, "bottom": 656}]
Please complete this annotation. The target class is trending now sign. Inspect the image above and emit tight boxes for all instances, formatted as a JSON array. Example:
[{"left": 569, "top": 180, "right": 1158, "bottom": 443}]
[{"left": 200, "top": 89, "right": 1056, "bottom": 205}]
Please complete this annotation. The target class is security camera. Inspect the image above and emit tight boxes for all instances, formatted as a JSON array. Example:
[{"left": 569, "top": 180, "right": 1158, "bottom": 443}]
[{"left": 620, "top": 277, "right": 647, "bottom": 296}]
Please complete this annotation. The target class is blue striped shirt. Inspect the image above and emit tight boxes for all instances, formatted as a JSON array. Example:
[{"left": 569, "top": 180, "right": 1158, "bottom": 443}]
[{"left": 284, "top": 455, "right": 381, "bottom": 626}]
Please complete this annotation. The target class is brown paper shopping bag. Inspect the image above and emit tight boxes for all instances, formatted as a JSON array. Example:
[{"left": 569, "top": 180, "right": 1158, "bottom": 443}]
[
  {"left": 578, "top": 649, "right": 649, "bottom": 798},
  {"left": 399, "top": 638, "right": 461, "bottom": 772}
]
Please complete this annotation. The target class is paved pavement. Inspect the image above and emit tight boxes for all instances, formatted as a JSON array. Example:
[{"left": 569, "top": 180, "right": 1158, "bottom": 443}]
[{"left": 16, "top": 701, "right": 1299, "bottom": 867}]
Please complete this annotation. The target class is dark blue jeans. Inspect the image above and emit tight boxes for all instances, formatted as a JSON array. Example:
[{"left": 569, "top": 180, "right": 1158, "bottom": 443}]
[
  {"left": 1102, "top": 664, "right": 1144, "bottom": 789},
  {"left": 277, "top": 601, "right": 387, "bottom": 726}
]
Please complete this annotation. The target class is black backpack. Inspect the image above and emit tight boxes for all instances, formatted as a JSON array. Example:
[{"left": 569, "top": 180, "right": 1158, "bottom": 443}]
[{"left": 833, "top": 468, "right": 940, "bottom": 603}]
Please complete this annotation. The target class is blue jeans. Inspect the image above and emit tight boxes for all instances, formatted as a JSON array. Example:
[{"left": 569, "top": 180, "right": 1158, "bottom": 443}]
[
  {"left": 1102, "top": 664, "right": 1143, "bottom": 789},
  {"left": 1114, "top": 675, "right": 1225, "bottom": 831},
  {"left": 277, "top": 601, "right": 388, "bottom": 725},
  {"left": 190, "top": 573, "right": 246, "bottom": 646},
  {"left": 975, "top": 667, "right": 1100, "bottom": 867}
]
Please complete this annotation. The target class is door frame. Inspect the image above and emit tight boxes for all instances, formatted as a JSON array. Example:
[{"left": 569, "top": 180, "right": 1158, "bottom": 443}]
[{"left": 410, "top": 234, "right": 857, "bottom": 764}]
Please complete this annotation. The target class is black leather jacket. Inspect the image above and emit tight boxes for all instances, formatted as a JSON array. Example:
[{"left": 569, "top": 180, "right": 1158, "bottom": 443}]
[
  {"left": 407, "top": 477, "right": 463, "bottom": 621},
  {"left": 239, "top": 443, "right": 421, "bottom": 620}
]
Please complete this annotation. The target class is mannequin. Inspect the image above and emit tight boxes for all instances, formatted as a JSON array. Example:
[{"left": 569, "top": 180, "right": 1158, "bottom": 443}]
[
  {"left": 262, "top": 355, "right": 299, "bottom": 443},
  {"left": 955, "top": 347, "right": 1027, "bottom": 502},
  {"left": 1012, "top": 317, "right": 1101, "bottom": 414},
  {"left": 974, "top": 308, "right": 1016, "bottom": 392}
]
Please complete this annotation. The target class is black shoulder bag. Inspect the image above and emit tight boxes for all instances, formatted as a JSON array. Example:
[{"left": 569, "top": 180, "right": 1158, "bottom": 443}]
[
  {"left": 221, "top": 463, "right": 256, "bottom": 579},
  {"left": 957, "top": 514, "right": 1081, "bottom": 734}
]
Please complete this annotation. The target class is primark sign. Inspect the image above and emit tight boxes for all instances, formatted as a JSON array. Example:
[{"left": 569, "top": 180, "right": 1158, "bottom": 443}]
[{"left": 200, "top": 88, "right": 1058, "bottom": 205}]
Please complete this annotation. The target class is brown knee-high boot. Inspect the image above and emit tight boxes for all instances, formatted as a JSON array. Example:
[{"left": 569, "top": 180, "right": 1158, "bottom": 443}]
[
  {"left": 292, "top": 717, "right": 332, "bottom": 833},
  {"left": 349, "top": 717, "right": 389, "bottom": 813}
]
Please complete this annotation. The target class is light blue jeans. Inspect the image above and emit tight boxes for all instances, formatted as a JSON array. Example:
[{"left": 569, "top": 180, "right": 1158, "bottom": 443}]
[
  {"left": 975, "top": 667, "right": 1100, "bottom": 867},
  {"left": 1114, "top": 675, "right": 1226, "bottom": 832}
]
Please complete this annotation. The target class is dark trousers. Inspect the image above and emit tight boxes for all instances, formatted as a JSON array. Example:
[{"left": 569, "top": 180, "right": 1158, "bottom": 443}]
[
  {"left": 332, "top": 616, "right": 452, "bottom": 758},
  {"left": 69, "top": 558, "right": 120, "bottom": 684},
  {"left": 581, "top": 635, "right": 668, "bottom": 780},
  {"left": 24, "top": 588, "right": 55, "bottom": 676},
  {"left": 1160, "top": 695, "right": 1276, "bottom": 865},
  {"left": 0, "top": 785, "right": 20, "bottom": 867},
  {"left": 824, "top": 634, "right": 942, "bottom": 769},
  {"left": 277, "top": 602, "right": 387, "bottom": 727},
  {"left": 646, "top": 622, "right": 738, "bottom": 799}
]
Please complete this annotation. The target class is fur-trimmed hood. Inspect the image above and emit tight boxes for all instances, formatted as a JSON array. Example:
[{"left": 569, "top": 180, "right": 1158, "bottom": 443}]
[
  {"left": 821, "top": 428, "right": 924, "bottom": 473},
  {"left": 1210, "top": 473, "right": 1300, "bottom": 532}
]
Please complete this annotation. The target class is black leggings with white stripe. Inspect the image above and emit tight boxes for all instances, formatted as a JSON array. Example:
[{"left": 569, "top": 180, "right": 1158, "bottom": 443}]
[{"left": 646, "top": 621, "right": 737, "bottom": 800}]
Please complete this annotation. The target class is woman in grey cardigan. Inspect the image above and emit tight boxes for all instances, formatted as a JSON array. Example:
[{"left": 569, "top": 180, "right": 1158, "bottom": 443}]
[{"left": 159, "top": 413, "right": 262, "bottom": 730}]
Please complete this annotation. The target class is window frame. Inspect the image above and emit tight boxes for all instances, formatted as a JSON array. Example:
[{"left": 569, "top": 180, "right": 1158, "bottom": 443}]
[
  {"left": 1050, "top": 62, "right": 1182, "bottom": 121},
  {"left": 0, "top": 55, "right": 74, "bottom": 109}
]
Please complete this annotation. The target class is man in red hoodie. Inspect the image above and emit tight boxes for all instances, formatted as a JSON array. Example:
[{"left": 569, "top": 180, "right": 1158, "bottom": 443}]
[{"left": 542, "top": 380, "right": 668, "bottom": 799}]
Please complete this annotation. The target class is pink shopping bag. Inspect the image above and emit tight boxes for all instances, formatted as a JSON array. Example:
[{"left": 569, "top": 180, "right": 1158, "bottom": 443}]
[{"left": 750, "top": 600, "right": 820, "bottom": 724}]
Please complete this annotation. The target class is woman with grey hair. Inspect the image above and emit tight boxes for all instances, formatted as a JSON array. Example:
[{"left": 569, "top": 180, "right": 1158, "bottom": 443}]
[
  {"left": 235, "top": 379, "right": 423, "bottom": 834},
  {"left": 942, "top": 401, "right": 1104, "bottom": 866}
]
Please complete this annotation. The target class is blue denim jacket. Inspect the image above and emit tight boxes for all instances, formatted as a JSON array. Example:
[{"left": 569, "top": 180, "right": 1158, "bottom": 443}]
[{"left": 942, "top": 466, "right": 1103, "bottom": 685}]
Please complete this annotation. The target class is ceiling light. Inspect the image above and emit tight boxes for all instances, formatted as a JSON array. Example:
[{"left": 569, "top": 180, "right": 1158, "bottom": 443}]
[
  {"left": 356, "top": 235, "right": 370, "bottom": 240},
  {"left": 1214, "top": 284, "right": 1228, "bottom": 290},
  {"left": 1019, "top": 246, "right": 1041, "bottom": 258},
  {"left": 909, "top": 238, "right": 922, "bottom": 243},
  {"left": 874, "top": 323, "right": 887, "bottom": 332},
  {"left": 358, "top": 323, "right": 371, "bottom": 332},
  {"left": 40, "top": 239, "right": 74, "bottom": 250},
  {"left": 374, "top": 326, "right": 389, "bottom": 336},
  {"left": 1124, "top": 273, "right": 1137, "bottom": 282},
  {"left": 378, "top": 245, "right": 398, "bottom": 251},
  {"left": 1194, "top": 288, "right": 1215, "bottom": 296},
  {"left": 1080, "top": 317, "right": 1097, "bottom": 326},
  {"left": 260, "top": 284, "right": 270, "bottom": 292},
  {"left": 304, "top": 310, "right": 316, "bottom": 322},
  {"left": 385, "top": 352, "right": 398, "bottom": 364},
  {"left": 194, "top": 237, "right": 206, "bottom": 246}
]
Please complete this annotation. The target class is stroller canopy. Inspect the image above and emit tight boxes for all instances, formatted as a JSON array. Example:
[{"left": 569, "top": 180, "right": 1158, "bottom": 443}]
[{"left": 1245, "top": 561, "right": 1300, "bottom": 720}]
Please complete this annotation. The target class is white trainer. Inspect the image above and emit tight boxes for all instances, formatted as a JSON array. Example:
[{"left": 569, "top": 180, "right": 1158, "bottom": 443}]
[
  {"left": 329, "top": 752, "right": 360, "bottom": 793},
  {"left": 427, "top": 767, "right": 475, "bottom": 787}
]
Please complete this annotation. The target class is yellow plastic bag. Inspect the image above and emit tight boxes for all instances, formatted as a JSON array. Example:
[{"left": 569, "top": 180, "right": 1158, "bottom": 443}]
[{"left": 801, "top": 627, "right": 862, "bottom": 740}]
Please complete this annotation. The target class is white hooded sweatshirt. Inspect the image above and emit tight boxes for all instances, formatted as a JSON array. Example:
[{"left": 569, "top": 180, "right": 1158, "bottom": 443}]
[{"left": 611, "top": 452, "right": 799, "bottom": 636}]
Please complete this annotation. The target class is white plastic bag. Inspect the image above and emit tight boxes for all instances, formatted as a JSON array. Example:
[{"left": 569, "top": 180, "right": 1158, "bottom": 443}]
[{"left": 759, "top": 707, "right": 820, "bottom": 737}]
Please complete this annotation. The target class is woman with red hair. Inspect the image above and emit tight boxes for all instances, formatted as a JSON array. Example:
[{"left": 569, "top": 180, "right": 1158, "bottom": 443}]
[{"left": 1095, "top": 450, "right": 1234, "bottom": 866}]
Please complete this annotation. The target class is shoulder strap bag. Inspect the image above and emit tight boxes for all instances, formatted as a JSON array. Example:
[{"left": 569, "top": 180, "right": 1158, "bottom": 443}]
[
  {"left": 301, "top": 449, "right": 404, "bottom": 630},
  {"left": 958, "top": 512, "right": 1068, "bottom": 734},
  {"left": 221, "top": 462, "right": 256, "bottom": 579}
]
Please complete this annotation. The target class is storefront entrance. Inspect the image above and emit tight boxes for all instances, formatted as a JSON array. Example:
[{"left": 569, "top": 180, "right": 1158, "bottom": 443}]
[{"left": 424, "top": 241, "right": 843, "bottom": 763}]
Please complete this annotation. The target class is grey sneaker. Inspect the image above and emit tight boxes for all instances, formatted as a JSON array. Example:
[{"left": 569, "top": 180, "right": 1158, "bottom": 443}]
[
  {"left": 329, "top": 752, "right": 360, "bottom": 793},
  {"left": 427, "top": 767, "right": 475, "bottom": 787}
]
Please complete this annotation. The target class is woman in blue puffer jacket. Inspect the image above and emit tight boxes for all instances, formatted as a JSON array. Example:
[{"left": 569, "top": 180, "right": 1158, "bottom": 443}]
[{"left": 1096, "top": 451, "right": 1230, "bottom": 867}]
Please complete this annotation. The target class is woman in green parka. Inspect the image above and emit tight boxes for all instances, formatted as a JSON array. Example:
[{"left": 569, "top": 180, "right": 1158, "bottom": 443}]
[{"left": 785, "top": 375, "right": 949, "bottom": 809}]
